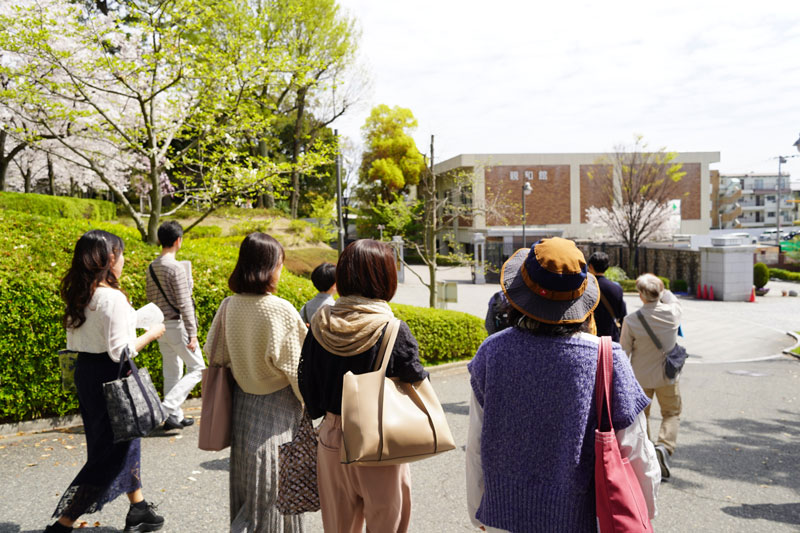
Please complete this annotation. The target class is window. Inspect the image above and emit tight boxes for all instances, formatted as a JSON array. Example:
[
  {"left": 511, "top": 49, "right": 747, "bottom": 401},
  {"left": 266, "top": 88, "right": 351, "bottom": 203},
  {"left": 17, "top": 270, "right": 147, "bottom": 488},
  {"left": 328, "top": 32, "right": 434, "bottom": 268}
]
[
  {"left": 524, "top": 170, "right": 533, "bottom": 181},
  {"left": 538, "top": 170, "right": 548, "bottom": 181},
  {"left": 767, "top": 195, "right": 775, "bottom": 202},
  {"left": 510, "top": 171, "right": 519, "bottom": 181},
  {"left": 755, "top": 179, "right": 764, "bottom": 189},
  {"left": 768, "top": 211, "right": 776, "bottom": 217}
]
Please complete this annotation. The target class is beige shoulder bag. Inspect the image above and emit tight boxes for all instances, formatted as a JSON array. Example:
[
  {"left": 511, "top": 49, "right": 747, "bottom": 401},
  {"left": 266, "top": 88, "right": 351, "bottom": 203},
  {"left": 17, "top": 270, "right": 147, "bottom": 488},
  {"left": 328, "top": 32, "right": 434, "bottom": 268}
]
[{"left": 340, "top": 318, "right": 455, "bottom": 465}]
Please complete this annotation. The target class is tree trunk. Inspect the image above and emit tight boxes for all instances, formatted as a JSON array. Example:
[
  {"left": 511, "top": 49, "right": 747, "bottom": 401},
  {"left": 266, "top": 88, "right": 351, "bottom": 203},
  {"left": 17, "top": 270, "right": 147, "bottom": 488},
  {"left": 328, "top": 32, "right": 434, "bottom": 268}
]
[
  {"left": 289, "top": 87, "right": 308, "bottom": 219},
  {"left": 23, "top": 168, "right": 31, "bottom": 193},
  {"left": 47, "top": 154, "right": 56, "bottom": 195},
  {"left": 0, "top": 131, "right": 6, "bottom": 192},
  {"left": 147, "top": 162, "right": 162, "bottom": 244},
  {"left": 257, "top": 139, "right": 274, "bottom": 209}
]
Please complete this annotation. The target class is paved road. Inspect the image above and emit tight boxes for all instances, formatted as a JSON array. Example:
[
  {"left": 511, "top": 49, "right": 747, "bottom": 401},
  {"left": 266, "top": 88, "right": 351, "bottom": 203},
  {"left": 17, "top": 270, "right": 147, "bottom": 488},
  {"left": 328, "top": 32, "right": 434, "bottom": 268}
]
[{"left": 2, "top": 267, "right": 799, "bottom": 532}]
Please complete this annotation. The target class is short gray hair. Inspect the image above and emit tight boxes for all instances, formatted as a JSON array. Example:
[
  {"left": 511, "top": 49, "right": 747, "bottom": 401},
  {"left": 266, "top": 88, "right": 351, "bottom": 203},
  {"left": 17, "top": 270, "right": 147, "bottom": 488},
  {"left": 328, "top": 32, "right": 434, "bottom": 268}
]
[{"left": 636, "top": 273, "right": 664, "bottom": 302}]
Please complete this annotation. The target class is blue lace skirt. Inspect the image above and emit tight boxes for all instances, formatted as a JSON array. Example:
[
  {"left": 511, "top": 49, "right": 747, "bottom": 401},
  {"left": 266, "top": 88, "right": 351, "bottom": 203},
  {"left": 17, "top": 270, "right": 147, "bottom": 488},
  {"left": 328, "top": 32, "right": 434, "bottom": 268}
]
[{"left": 53, "top": 352, "right": 142, "bottom": 520}]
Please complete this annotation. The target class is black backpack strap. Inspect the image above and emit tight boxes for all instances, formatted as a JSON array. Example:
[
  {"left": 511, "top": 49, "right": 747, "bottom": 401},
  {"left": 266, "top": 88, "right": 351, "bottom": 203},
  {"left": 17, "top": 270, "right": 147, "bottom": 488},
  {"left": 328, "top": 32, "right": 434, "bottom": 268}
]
[{"left": 149, "top": 263, "right": 180, "bottom": 315}]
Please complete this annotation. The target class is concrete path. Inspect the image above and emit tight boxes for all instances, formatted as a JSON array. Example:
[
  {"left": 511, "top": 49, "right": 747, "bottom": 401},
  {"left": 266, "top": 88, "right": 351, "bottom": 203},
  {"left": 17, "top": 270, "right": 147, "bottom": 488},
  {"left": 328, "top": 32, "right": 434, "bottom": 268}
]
[{"left": 1, "top": 266, "right": 799, "bottom": 531}]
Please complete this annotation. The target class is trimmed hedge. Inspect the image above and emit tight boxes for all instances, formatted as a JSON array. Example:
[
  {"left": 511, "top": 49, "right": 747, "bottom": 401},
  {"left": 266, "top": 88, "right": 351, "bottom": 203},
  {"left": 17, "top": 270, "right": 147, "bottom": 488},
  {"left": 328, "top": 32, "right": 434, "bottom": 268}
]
[
  {"left": 391, "top": 304, "right": 486, "bottom": 365},
  {"left": 671, "top": 279, "right": 688, "bottom": 293},
  {"left": 754, "top": 262, "right": 769, "bottom": 288},
  {"left": 769, "top": 267, "right": 800, "bottom": 282},
  {"left": 184, "top": 225, "right": 222, "bottom": 239},
  {"left": 0, "top": 191, "right": 116, "bottom": 221},
  {"left": 0, "top": 210, "right": 486, "bottom": 422},
  {"left": 0, "top": 210, "right": 316, "bottom": 423}
]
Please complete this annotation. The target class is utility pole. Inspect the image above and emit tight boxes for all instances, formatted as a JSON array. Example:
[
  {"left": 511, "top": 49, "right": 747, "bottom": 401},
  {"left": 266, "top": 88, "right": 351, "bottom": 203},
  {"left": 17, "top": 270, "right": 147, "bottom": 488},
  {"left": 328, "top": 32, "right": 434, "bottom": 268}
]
[
  {"left": 335, "top": 129, "right": 344, "bottom": 254},
  {"left": 427, "top": 134, "right": 437, "bottom": 308}
]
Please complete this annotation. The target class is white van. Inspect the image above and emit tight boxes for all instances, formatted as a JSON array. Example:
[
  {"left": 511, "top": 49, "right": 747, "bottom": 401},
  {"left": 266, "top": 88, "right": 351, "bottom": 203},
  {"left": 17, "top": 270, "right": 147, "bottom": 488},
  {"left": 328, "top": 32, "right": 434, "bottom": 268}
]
[{"left": 758, "top": 229, "right": 789, "bottom": 242}]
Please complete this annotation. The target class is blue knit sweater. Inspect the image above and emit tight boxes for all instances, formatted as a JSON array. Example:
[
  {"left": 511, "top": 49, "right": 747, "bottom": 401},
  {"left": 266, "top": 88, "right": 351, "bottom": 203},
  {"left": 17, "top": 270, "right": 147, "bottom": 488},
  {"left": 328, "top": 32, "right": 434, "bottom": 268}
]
[{"left": 468, "top": 329, "right": 650, "bottom": 533}]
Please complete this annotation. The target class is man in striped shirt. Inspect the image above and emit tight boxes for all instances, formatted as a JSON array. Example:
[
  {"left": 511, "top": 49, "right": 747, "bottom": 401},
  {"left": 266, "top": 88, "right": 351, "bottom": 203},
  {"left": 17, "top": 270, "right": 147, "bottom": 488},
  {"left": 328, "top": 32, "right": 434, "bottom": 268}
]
[{"left": 146, "top": 221, "right": 206, "bottom": 430}]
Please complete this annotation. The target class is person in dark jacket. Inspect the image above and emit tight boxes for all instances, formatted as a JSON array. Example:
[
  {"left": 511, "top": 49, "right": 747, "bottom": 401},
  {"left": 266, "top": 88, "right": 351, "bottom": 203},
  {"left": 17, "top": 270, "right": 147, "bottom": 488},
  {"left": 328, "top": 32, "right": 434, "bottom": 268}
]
[
  {"left": 298, "top": 239, "right": 428, "bottom": 533},
  {"left": 588, "top": 252, "right": 627, "bottom": 342}
]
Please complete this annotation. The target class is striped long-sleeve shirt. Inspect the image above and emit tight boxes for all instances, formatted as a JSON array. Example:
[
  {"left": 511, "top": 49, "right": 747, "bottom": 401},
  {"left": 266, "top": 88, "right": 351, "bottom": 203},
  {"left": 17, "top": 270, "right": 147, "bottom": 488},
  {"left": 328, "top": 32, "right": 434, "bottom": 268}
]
[{"left": 146, "top": 254, "right": 198, "bottom": 337}]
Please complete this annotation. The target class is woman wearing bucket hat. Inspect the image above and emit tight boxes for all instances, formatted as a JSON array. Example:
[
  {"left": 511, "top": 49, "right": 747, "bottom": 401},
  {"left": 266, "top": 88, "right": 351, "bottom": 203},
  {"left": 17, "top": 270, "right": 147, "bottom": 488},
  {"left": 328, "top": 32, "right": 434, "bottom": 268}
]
[{"left": 466, "top": 237, "right": 660, "bottom": 532}]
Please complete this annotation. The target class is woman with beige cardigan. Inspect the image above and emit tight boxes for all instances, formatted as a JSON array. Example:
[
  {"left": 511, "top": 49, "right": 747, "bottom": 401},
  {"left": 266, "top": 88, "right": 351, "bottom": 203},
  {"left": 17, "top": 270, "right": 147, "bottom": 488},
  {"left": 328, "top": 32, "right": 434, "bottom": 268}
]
[{"left": 204, "top": 233, "right": 307, "bottom": 532}]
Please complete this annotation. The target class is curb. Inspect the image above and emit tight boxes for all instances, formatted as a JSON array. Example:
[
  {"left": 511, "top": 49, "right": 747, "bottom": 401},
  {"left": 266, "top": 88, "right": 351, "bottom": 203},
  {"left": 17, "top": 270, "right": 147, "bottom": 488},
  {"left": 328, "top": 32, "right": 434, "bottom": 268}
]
[
  {"left": 0, "top": 398, "right": 204, "bottom": 438},
  {"left": 781, "top": 331, "right": 800, "bottom": 360},
  {"left": 0, "top": 361, "right": 474, "bottom": 437}
]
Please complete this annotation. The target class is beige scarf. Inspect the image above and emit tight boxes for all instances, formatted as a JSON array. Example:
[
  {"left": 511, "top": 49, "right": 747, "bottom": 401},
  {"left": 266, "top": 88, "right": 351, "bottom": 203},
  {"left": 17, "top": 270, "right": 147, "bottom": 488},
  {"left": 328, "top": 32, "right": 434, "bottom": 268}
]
[{"left": 310, "top": 295, "right": 395, "bottom": 356}]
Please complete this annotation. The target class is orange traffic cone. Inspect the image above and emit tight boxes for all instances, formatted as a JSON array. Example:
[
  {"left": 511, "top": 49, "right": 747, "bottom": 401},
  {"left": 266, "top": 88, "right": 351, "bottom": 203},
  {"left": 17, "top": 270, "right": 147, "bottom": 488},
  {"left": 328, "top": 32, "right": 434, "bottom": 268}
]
[
  {"left": 703, "top": 284, "right": 708, "bottom": 300},
  {"left": 708, "top": 285, "right": 715, "bottom": 301},
  {"left": 696, "top": 283, "right": 702, "bottom": 299},
  {"left": 749, "top": 286, "right": 756, "bottom": 302}
]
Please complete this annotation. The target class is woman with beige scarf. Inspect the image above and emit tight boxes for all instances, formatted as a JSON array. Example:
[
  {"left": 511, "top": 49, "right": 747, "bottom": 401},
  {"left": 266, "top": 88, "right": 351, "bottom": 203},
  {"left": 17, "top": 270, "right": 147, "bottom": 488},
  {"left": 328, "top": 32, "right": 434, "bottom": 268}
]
[{"left": 298, "top": 239, "right": 428, "bottom": 533}]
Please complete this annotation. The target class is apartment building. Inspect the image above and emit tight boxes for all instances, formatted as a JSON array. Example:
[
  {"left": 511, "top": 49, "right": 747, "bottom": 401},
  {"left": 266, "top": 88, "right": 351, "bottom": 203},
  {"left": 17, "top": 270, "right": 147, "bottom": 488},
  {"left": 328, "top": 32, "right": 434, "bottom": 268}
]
[{"left": 718, "top": 173, "right": 793, "bottom": 228}]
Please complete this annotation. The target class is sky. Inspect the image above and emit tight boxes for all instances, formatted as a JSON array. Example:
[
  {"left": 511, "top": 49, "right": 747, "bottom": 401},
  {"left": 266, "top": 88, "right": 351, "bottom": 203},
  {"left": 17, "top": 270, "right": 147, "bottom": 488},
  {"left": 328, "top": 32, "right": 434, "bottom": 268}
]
[{"left": 332, "top": 0, "right": 800, "bottom": 181}]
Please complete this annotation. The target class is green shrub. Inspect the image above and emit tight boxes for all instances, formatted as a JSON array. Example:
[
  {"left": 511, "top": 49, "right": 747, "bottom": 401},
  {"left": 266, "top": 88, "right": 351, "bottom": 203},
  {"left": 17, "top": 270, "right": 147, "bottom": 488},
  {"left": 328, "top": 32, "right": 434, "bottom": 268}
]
[
  {"left": 620, "top": 279, "right": 637, "bottom": 292},
  {"left": 658, "top": 276, "right": 670, "bottom": 291},
  {"left": 310, "top": 226, "right": 334, "bottom": 243},
  {"left": 288, "top": 219, "right": 309, "bottom": 235},
  {"left": 184, "top": 225, "right": 222, "bottom": 239},
  {"left": 604, "top": 266, "right": 627, "bottom": 282},
  {"left": 768, "top": 267, "right": 800, "bottom": 282},
  {"left": 754, "top": 262, "right": 769, "bottom": 288},
  {"left": 390, "top": 303, "right": 486, "bottom": 365},
  {"left": 0, "top": 211, "right": 316, "bottom": 423},
  {"left": 0, "top": 191, "right": 116, "bottom": 220},
  {"left": 0, "top": 210, "right": 488, "bottom": 422},
  {"left": 671, "top": 279, "right": 688, "bottom": 293},
  {"left": 229, "top": 219, "right": 274, "bottom": 236}
]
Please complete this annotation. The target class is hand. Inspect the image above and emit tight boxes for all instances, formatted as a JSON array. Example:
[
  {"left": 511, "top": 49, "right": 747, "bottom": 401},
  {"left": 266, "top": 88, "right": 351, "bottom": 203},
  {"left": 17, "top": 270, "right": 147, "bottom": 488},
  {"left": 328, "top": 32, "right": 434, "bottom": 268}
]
[
  {"left": 187, "top": 336, "right": 198, "bottom": 351},
  {"left": 149, "top": 323, "right": 166, "bottom": 340}
]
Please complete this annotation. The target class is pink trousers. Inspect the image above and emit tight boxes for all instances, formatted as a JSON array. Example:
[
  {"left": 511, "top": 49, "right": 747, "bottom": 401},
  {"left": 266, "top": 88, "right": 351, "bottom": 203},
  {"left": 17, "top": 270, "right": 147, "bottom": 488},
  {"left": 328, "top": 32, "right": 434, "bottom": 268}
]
[{"left": 317, "top": 413, "right": 412, "bottom": 533}]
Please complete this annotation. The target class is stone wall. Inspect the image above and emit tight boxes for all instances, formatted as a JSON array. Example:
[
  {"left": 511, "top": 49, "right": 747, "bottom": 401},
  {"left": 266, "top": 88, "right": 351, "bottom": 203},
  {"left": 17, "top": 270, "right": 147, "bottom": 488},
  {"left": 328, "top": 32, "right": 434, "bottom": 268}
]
[{"left": 578, "top": 242, "right": 702, "bottom": 290}]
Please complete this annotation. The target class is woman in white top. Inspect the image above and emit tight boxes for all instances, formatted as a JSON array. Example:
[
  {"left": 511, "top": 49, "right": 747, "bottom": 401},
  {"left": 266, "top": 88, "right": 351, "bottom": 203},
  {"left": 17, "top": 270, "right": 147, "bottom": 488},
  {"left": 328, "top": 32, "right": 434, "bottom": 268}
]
[
  {"left": 204, "top": 232, "right": 307, "bottom": 532},
  {"left": 46, "top": 230, "right": 165, "bottom": 533}
]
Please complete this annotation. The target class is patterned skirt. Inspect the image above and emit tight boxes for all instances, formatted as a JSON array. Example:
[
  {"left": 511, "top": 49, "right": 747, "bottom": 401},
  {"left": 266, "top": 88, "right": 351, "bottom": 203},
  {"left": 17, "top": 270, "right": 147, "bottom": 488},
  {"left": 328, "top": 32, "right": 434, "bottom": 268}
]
[
  {"left": 230, "top": 384, "right": 305, "bottom": 533},
  {"left": 53, "top": 353, "right": 142, "bottom": 520}
]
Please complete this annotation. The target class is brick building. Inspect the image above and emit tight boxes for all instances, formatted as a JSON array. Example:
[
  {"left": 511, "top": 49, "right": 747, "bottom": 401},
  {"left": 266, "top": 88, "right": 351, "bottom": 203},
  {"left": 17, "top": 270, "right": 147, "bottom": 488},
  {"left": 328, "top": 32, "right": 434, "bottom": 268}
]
[{"left": 432, "top": 152, "right": 720, "bottom": 268}]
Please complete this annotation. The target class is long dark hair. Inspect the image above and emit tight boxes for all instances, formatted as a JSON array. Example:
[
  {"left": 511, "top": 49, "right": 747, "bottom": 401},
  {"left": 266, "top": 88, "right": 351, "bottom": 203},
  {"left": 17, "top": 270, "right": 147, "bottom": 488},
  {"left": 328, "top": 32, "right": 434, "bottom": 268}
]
[
  {"left": 60, "top": 230, "right": 125, "bottom": 329},
  {"left": 228, "top": 233, "right": 285, "bottom": 294},
  {"left": 336, "top": 239, "right": 398, "bottom": 301}
]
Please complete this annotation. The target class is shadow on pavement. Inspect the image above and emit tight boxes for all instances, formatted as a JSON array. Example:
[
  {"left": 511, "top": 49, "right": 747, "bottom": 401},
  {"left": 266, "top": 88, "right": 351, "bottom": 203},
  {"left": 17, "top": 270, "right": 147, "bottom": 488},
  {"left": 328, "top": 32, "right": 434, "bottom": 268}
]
[
  {"left": 722, "top": 503, "right": 800, "bottom": 525},
  {"left": 0, "top": 522, "right": 123, "bottom": 533},
  {"left": 675, "top": 414, "right": 800, "bottom": 491},
  {"left": 0, "top": 523, "right": 19, "bottom": 533},
  {"left": 442, "top": 401, "right": 469, "bottom": 416},
  {"left": 200, "top": 457, "right": 230, "bottom": 471}
]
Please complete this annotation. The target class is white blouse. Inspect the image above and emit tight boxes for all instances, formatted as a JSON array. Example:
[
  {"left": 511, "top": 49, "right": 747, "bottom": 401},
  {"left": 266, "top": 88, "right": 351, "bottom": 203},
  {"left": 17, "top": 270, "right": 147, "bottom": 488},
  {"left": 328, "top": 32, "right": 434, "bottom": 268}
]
[{"left": 66, "top": 287, "right": 138, "bottom": 363}]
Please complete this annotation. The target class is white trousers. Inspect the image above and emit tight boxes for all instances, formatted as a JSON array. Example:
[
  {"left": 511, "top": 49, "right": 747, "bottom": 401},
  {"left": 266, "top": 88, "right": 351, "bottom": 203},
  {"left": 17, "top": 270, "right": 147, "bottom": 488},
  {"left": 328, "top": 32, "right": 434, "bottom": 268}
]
[{"left": 159, "top": 319, "right": 205, "bottom": 421}]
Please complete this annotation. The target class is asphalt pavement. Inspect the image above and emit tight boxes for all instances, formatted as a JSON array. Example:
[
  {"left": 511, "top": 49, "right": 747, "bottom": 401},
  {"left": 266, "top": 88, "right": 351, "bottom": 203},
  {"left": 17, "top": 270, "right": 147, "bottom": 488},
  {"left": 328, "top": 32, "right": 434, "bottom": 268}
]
[{"left": 1, "top": 267, "right": 799, "bottom": 532}]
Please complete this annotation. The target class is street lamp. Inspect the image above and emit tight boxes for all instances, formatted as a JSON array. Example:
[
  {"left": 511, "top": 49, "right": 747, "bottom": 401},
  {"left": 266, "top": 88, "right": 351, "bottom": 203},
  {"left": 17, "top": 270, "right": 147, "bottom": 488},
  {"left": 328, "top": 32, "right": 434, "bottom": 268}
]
[
  {"left": 521, "top": 181, "right": 532, "bottom": 248},
  {"left": 776, "top": 134, "right": 800, "bottom": 249}
]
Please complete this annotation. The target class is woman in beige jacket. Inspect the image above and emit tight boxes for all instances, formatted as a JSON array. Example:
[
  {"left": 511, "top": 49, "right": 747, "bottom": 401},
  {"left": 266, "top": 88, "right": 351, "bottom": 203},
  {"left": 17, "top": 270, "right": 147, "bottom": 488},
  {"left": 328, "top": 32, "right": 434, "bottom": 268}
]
[
  {"left": 620, "top": 273, "right": 683, "bottom": 480},
  {"left": 205, "top": 233, "right": 307, "bottom": 532}
]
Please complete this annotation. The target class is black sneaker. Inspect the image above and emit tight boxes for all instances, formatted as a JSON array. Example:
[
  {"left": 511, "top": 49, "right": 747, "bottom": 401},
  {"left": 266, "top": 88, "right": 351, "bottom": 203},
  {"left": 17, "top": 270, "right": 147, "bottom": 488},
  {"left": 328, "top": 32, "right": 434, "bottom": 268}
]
[
  {"left": 163, "top": 416, "right": 194, "bottom": 430},
  {"left": 655, "top": 444, "right": 671, "bottom": 480},
  {"left": 124, "top": 502, "right": 164, "bottom": 532}
]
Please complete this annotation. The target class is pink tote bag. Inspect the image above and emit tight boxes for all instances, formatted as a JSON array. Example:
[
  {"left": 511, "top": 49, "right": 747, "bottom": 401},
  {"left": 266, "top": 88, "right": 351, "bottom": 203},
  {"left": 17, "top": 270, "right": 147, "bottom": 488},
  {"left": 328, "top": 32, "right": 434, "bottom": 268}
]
[
  {"left": 594, "top": 336, "right": 653, "bottom": 533},
  {"left": 198, "top": 298, "right": 234, "bottom": 452}
]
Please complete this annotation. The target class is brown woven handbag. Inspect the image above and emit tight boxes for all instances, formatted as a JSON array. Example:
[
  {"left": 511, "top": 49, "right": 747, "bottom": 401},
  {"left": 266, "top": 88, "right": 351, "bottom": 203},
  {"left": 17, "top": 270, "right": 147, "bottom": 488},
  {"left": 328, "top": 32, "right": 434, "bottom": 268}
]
[{"left": 277, "top": 410, "right": 320, "bottom": 514}]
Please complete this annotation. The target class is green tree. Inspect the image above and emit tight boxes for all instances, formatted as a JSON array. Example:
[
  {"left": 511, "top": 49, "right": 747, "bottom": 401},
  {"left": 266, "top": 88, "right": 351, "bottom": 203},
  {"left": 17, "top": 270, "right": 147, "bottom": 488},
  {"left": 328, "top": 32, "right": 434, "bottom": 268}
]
[{"left": 357, "top": 105, "right": 426, "bottom": 204}]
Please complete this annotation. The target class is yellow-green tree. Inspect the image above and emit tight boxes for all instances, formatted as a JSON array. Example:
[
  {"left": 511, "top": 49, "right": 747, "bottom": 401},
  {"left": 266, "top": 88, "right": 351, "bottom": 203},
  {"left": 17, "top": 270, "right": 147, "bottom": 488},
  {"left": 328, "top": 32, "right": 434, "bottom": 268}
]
[{"left": 358, "top": 105, "right": 426, "bottom": 203}]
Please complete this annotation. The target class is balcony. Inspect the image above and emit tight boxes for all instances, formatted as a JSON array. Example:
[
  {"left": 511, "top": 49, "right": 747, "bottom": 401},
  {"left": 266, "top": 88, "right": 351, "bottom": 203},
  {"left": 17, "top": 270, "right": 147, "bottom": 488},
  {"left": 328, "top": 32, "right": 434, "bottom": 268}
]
[{"left": 718, "top": 188, "right": 742, "bottom": 205}]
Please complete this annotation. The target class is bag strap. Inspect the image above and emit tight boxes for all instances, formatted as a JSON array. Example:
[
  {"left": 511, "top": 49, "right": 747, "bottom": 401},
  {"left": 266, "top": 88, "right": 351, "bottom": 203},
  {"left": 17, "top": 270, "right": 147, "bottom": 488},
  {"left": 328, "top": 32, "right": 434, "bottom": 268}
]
[
  {"left": 636, "top": 310, "right": 664, "bottom": 352},
  {"left": 595, "top": 336, "right": 614, "bottom": 432},
  {"left": 207, "top": 298, "right": 230, "bottom": 367},
  {"left": 149, "top": 263, "right": 180, "bottom": 315},
  {"left": 599, "top": 293, "right": 617, "bottom": 322},
  {"left": 372, "top": 319, "right": 402, "bottom": 374}
]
